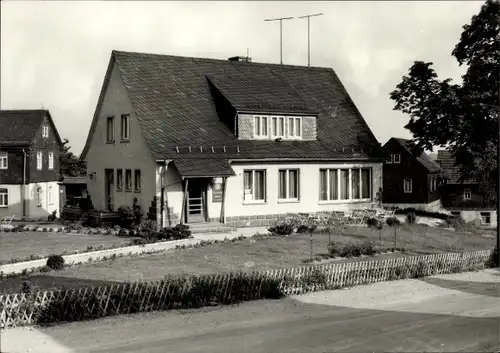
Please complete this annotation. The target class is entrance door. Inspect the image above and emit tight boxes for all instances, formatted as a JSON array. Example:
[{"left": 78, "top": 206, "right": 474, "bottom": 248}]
[
  {"left": 186, "top": 179, "right": 206, "bottom": 223},
  {"left": 104, "top": 169, "right": 114, "bottom": 211}
]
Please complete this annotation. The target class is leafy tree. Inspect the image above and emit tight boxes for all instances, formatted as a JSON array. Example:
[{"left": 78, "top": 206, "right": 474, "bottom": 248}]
[
  {"left": 389, "top": 0, "right": 499, "bottom": 206},
  {"left": 60, "top": 138, "right": 86, "bottom": 177}
]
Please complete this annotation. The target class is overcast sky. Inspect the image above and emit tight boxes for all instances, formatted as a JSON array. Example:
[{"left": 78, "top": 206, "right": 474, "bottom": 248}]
[{"left": 1, "top": 1, "right": 483, "bottom": 155}]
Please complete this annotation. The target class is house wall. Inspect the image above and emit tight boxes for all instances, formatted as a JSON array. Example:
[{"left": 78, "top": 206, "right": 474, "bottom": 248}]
[
  {"left": 443, "top": 208, "right": 497, "bottom": 229},
  {"left": 382, "top": 140, "right": 432, "bottom": 204},
  {"left": 237, "top": 114, "right": 317, "bottom": 140},
  {"left": 85, "top": 60, "right": 157, "bottom": 212},
  {"left": 160, "top": 160, "right": 382, "bottom": 226},
  {"left": 0, "top": 149, "right": 25, "bottom": 184},
  {"left": 383, "top": 199, "right": 442, "bottom": 212},
  {"left": 0, "top": 184, "right": 22, "bottom": 220},
  {"left": 440, "top": 184, "right": 487, "bottom": 209},
  {"left": 28, "top": 113, "right": 61, "bottom": 184},
  {"left": 26, "top": 181, "right": 60, "bottom": 220}
]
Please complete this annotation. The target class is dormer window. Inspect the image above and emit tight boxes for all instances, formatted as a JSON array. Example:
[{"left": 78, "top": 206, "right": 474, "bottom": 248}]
[
  {"left": 42, "top": 125, "right": 49, "bottom": 138},
  {"left": 271, "top": 116, "right": 285, "bottom": 138},
  {"left": 254, "top": 116, "right": 269, "bottom": 138},
  {"left": 289, "top": 117, "right": 302, "bottom": 138}
]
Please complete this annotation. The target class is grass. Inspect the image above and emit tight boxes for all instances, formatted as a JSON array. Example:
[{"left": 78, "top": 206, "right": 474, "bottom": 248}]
[
  {"left": 0, "top": 231, "right": 138, "bottom": 263},
  {"left": 0, "top": 223, "right": 495, "bottom": 294}
]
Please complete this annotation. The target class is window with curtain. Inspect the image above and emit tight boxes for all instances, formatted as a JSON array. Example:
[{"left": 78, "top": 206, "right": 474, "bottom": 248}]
[
  {"left": 244, "top": 170, "right": 266, "bottom": 201},
  {"left": 279, "top": 169, "right": 299, "bottom": 200},
  {"left": 340, "top": 169, "right": 349, "bottom": 200}
]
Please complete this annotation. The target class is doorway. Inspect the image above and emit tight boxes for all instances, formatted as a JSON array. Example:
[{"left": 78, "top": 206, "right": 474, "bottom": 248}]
[
  {"left": 104, "top": 169, "right": 114, "bottom": 211},
  {"left": 186, "top": 179, "right": 207, "bottom": 223}
]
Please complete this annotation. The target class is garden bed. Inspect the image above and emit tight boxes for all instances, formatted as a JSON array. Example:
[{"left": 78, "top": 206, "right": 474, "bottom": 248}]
[{"left": 1, "top": 223, "right": 494, "bottom": 293}]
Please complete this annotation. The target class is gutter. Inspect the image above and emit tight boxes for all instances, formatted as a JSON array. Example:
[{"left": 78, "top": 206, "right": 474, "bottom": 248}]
[
  {"left": 228, "top": 157, "right": 381, "bottom": 163},
  {"left": 22, "top": 148, "right": 27, "bottom": 219}
]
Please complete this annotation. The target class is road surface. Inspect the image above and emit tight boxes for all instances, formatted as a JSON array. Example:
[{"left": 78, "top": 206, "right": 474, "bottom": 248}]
[{"left": 1, "top": 269, "right": 499, "bottom": 353}]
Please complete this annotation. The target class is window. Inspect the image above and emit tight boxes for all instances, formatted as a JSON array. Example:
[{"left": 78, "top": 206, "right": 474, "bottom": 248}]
[
  {"left": 48, "top": 186, "right": 53, "bottom": 204},
  {"left": 42, "top": 125, "right": 49, "bottom": 138},
  {"left": 288, "top": 117, "right": 302, "bottom": 138},
  {"left": 106, "top": 117, "right": 115, "bottom": 142},
  {"left": 36, "top": 187, "right": 43, "bottom": 207},
  {"left": 0, "top": 188, "right": 7, "bottom": 207},
  {"left": 393, "top": 154, "right": 401, "bottom": 164},
  {"left": 125, "top": 169, "right": 132, "bottom": 191},
  {"left": 121, "top": 114, "right": 130, "bottom": 140},
  {"left": 244, "top": 170, "right": 266, "bottom": 202},
  {"left": 37, "top": 151, "right": 43, "bottom": 170},
  {"left": 480, "top": 212, "right": 491, "bottom": 225},
  {"left": 463, "top": 188, "right": 471, "bottom": 200},
  {"left": 0, "top": 152, "right": 7, "bottom": 169},
  {"left": 385, "top": 154, "right": 392, "bottom": 164},
  {"left": 430, "top": 177, "right": 434, "bottom": 192},
  {"left": 134, "top": 169, "right": 141, "bottom": 191},
  {"left": 48, "top": 152, "right": 54, "bottom": 170},
  {"left": 320, "top": 169, "right": 338, "bottom": 201},
  {"left": 320, "top": 168, "right": 371, "bottom": 201},
  {"left": 116, "top": 169, "right": 123, "bottom": 191},
  {"left": 451, "top": 211, "right": 461, "bottom": 217},
  {"left": 278, "top": 169, "right": 299, "bottom": 200},
  {"left": 403, "top": 179, "right": 412, "bottom": 193},
  {"left": 271, "top": 116, "right": 286, "bottom": 138},
  {"left": 254, "top": 116, "right": 268, "bottom": 137}
]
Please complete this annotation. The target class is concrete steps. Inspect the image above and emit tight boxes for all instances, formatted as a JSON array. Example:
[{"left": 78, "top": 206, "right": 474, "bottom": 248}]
[{"left": 186, "top": 222, "right": 235, "bottom": 234}]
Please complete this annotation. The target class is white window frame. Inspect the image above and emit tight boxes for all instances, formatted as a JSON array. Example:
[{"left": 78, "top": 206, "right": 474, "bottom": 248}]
[
  {"left": 42, "top": 125, "right": 49, "bottom": 138},
  {"left": 319, "top": 167, "right": 372, "bottom": 203},
  {"left": 0, "top": 188, "right": 8, "bottom": 207},
  {"left": 271, "top": 116, "right": 286, "bottom": 138},
  {"left": 134, "top": 169, "right": 141, "bottom": 192},
  {"left": 48, "top": 185, "right": 53, "bottom": 204},
  {"left": 106, "top": 116, "right": 115, "bottom": 142},
  {"left": 243, "top": 169, "right": 267, "bottom": 203},
  {"left": 480, "top": 212, "right": 491, "bottom": 225},
  {"left": 253, "top": 116, "right": 269, "bottom": 138},
  {"left": 385, "top": 154, "right": 393, "bottom": 164},
  {"left": 430, "top": 177, "right": 434, "bottom": 192},
  {"left": 0, "top": 152, "right": 7, "bottom": 169},
  {"left": 288, "top": 117, "right": 302, "bottom": 138},
  {"left": 463, "top": 188, "right": 471, "bottom": 201},
  {"left": 36, "top": 187, "right": 43, "bottom": 207},
  {"left": 121, "top": 114, "right": 130, "bottom": 140},
  {"left": 403, "top": 179, "right": 413, "bottom": 193},
  {"left": 278, "top": 169, "right": 300, "bottom": 202},
  {"left": 393, "top": 154, "right": 401, "bottom": 164},
  {"left": 48, "top": 152, "right": 54, "bottom": 170},
  {"left": 37, "top": 151, "right": 43, "bottom": 170}
]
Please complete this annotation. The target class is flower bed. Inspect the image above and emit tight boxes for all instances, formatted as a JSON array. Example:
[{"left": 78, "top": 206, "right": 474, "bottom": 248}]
[{"left": 0, "top": 248, "right": 494, "bottom": 329}]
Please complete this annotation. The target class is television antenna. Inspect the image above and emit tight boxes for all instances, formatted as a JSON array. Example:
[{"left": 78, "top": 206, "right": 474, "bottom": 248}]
[
  {"left": 264, "top": 16, "right": 294, "bottom": 64},
  {"left": 298, "top": 13, "right": 324, "bottom": 66}
]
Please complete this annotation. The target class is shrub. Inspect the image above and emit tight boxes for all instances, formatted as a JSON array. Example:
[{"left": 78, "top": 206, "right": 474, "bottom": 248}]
[
  {"left": 117, "top": 205, "right": 135, "bottom": 229},
  {"left": 117, "top": 228, "right": 129, "bottom": 237},
  {"left": 46, "top": 254, "right": 65, "bottom": 270},
  {"left": 132, "top": 197, "right": 143, "bottom": 226},
  {"left": 446, "top": 215, "right": 466, "bottom": 229},
  {"left": 268, "top": 223, "right": 294, "bottom": 236},
  {"left": 159, "top": 224, "right": 192, "bottom": 240},
  {"left": 386, "top": 217, "right": 401, "bottom": 226},
  {"left": 359, "top": 242, "right": 377, "bottom": 256},
  {"left": 486, "top": 245, "right": 499, "bottom": 268},
  {"left": 39, "top": 266, "right": 51, "bottom": 273},
  {"left": 406, "top": 211, "right": 416, "bottom": 224},
  {"left": 48, "top": 210, "right": 57, "bottom": 222},
  {"left": 366, "top": 218, "right": 382, "bottom": 229},
  {"left": 340, "top": 243, "right": 362, "bottom": 258},
  {"left": 327, "top": 242, "right": 342, "bottom": 258}
]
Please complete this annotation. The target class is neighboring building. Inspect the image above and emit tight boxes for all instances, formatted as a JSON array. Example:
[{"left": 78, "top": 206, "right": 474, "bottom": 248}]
[
  {"left": 382, "top": 138, "right": 442, "bottom": 211},
  {"left": 81, "top": 50, "right": 384, "bottom": 228},
  {"left": 0, "top": 110, "right": 62, "bottom": 221},
  {"left": 437, "top": 150, "right": 496, "bottom": 228},
  {"left": 58, "top": 176, "right": 88, "bottom": 210}
]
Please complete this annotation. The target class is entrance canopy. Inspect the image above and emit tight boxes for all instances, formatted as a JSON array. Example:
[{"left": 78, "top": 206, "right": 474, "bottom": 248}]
[{"left": 172, "top": 158, "right": 235, "bottom": 178}]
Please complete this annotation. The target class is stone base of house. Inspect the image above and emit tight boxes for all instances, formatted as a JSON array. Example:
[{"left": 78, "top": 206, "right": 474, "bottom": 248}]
[{"left": 383, "top": 199, "right": 442, "bottom": 213}]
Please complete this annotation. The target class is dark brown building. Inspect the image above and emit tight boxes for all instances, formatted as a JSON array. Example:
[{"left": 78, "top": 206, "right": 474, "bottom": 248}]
[
  {"left": 0, "top": 110, "right": 63, "bottom": 220},
  {"left": 382, "top": 138, "right": 442, "bottom": 211}
]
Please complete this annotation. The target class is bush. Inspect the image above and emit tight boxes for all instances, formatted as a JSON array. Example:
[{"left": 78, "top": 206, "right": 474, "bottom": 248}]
[
  {"left": 393, "top": 207, "right": 448, "bottom": 220},
  {"left": 359, "top": 242, "right": 377, "bottom": 256},
  {"left": 132, "top": 197, "right": 143, "bottom": 226},
  {"left": 327, "top": 242, "right": 342, "bottom": 258},
  {"left": 46, "top": 254, "right": 65, "bottom": 270},
  {"left": 446, "top": 215, "right": 466, "bottom": 229},
  {"left": 486, "top": 245, "right": 499, "bottom": 268},
  {"left": 117, "top": 205, "right": 134, "bottom": 229},
  {"left": 118, "top": 228, "right": 129, "bottom": 237},
  {"left": 406, "top": 211, "right": 416, "bottom": 224},
  {"left": 159, "top": 224, "right": 192, "bottom": 240},
  {"left": 366, "top": 218, "right": 382, "bottom": 229},
  {"left": 268, "top": 223, "right": 294, "bottom": 236},
  {"left": 340, "top": 243, "right": 362, "bottom": 258},
  {"left": 48, "top": 210, "right": 57, "bottom": 222},
  {"left": 386, "top": 217, "right": 401, "bottom": 226}
]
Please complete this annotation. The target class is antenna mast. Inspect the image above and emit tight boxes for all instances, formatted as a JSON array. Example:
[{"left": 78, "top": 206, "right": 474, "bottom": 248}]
[
  {"left": 264, "top": 16, "right": 294, "bottom": 65},
  {"left": 298, "top": 13, "right": 323, "bottom": 67}
]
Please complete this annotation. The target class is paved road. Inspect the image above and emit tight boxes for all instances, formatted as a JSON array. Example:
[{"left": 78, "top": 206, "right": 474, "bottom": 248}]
[{"left": 2, "top": 269, "right": 499, "bottom": 353}]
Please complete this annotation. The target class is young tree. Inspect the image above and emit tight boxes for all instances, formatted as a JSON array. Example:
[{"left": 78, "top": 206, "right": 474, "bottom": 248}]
[
  {"left": 60, "top": 138, "right": 86, "bottom": 177},
  {"left": 389, "top": 0, "right": 499, "bottom": 205}
]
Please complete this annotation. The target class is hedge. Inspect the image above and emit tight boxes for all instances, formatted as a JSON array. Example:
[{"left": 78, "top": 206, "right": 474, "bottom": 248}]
[{"left": 0, "top": 249, "right": 494, "bottom": 329}]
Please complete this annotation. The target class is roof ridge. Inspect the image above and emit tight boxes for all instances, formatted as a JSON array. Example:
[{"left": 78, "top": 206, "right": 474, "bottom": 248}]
[{"left": 112, "top": 49, "right": 334, "bottom": 71}]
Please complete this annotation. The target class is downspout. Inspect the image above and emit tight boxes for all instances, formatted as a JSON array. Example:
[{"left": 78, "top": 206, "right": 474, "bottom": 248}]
[{"left": 22, "top": 148, "right": 27, "bottom": 219}]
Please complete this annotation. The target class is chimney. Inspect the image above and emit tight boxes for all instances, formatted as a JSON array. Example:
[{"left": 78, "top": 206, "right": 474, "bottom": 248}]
[{"left": 228, "top": 56, "right": 252, "bottom": 63}]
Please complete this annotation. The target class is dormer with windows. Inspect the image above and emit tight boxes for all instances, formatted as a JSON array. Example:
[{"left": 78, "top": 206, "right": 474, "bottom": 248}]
[{"left": 206, "top": 75, "right": 318, "bottom": 141}]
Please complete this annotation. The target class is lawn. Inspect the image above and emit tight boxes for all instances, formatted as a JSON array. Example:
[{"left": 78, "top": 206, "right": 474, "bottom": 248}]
[
  {"left": 0, "top": 231, "right": 138, "bottom": 263},
  {"left": 0, "top": 223, "right": 495, "bottom": 294}
]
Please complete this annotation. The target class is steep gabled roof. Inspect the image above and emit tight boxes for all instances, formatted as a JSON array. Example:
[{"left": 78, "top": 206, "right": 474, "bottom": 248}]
[
  {"left": 81, "top": 50, "right": 381, "bottom": 161},
  {"left": 436, "top": 150, "right": 477, "bottom": 184},
  {"left": 390, "top": 138, "right": 441, "bottom": 173},
  {"left": 0, "top": 110, "right": 62, "bottom": 147}
]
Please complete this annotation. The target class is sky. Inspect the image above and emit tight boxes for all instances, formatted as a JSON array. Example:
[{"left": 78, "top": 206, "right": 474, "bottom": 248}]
[{"left": 1, "top": 1, "right": 484, "bottom": 156}]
